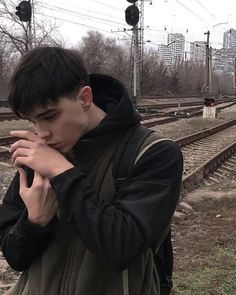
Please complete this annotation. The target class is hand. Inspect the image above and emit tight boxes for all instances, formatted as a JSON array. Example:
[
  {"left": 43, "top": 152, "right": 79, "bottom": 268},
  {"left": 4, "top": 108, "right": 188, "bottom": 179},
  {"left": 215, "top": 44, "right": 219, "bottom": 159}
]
[
  {"left": 9, "top": 130, "right": 74, "bottom": 179},
  {"left": 18, "top": 168, "right": 58, "bottom": 226}
]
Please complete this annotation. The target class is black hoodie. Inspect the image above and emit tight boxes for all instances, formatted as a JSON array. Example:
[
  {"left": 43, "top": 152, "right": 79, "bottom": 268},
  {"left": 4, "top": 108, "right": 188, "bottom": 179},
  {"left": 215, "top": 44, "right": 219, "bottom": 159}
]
[
  {"left": 0, "top": 74, "right": 183, "bottom": 295},
  {"left": 87, "top": 73, "right": 141, "bottom": 135}
]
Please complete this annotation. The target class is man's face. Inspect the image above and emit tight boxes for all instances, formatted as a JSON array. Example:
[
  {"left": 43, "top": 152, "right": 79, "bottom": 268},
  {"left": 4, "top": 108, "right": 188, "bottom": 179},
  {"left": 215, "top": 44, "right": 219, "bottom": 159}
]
[{"left": 27, "top": 94, "right": 89, "bottom": 153}]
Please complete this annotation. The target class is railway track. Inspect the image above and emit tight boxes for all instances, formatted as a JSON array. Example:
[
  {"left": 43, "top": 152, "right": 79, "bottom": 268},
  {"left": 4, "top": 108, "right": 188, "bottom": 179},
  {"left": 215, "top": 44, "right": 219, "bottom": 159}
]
[
  {"left": 175, "top": 118, "right": 236, "bottom": 192},
  {"left": 141, "top": 101, "right": 236, "bottom": 127},
  {"left": 137, "top": 98, "right": 233, "bottom": 113},
  {"left": 0, "top": 99, "right": 234, "bottom": 123},
  {"left": 0, "top": 136, "right": 16, "bottom": 162},
  {"left": 204, "top": 154, "right": 236, "bottom": 186},
  {"left": 0, "top": 112, "right": 18, "bottom": 122},
  {"left": 1, "top": 117, "right": 236, "bottom": 193}
]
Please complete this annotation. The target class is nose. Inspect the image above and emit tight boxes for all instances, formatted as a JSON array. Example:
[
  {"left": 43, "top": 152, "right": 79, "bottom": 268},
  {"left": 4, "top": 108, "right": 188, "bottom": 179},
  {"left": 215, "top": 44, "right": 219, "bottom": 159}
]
[
  {"left": 37, "top": 130, "right": 51, "bottom": 140},
  {"left": 34, "top": 124, "right": 51, "bottom": 140}
]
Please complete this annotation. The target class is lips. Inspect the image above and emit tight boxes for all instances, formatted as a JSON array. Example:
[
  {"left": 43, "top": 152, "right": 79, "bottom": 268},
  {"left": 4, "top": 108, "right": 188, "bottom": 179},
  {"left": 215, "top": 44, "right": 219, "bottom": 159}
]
[{"left": 49, "top": 143, "right": 61, "bottom": 149}]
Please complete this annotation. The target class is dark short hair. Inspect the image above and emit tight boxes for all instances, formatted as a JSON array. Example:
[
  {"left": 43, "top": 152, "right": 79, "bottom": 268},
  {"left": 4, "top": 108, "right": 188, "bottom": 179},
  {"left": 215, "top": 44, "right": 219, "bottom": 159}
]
[{"left": 8, "top": 46, "right": 89, "bottom": 117}]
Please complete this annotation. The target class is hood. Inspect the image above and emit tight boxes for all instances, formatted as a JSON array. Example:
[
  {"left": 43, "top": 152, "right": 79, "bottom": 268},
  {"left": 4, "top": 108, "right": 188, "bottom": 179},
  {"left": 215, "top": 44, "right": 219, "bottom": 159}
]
[{"left": 85, "top": 74, "right": 141, "bottom": 137}]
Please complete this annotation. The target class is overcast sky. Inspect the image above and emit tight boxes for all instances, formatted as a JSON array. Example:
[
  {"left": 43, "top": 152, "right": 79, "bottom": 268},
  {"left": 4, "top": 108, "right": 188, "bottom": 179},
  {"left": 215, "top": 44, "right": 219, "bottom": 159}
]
[{"left": 39, "top": 0, "right": 236, "bottom": 50}]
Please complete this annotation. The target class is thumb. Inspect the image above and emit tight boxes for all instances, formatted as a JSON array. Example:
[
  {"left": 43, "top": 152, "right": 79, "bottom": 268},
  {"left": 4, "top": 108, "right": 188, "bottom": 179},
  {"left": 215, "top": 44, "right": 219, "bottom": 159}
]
[
  {"left": 32, "top": 171, "right": 45, "bottom": 186},
  {"left": 18, "top": 168, "right": 28, "bottom": 189}
]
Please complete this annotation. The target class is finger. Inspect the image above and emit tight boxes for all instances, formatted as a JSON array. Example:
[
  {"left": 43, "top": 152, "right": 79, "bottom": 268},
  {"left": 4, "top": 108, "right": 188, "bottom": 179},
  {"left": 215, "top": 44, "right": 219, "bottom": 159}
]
[
  {"left": 10, "top": 130, "right": 40, "bottom": 142},
  {"left": 11, "top": 148, "right": 31, "bottom": 165},
  {"left": 10, "top": 139, "right": 34, "bottom": 154},
  {"left": 33, "top": 171, "right": 44, "bottom": 182},
  {"left": 13, "top": 156, "right": 29, "bottom": 168},
  {"left": 18, "top": 168, "right": 29, "bottom": 190},
  {"left": 33, "top": 171, "right": 50, "bottom": 188}
]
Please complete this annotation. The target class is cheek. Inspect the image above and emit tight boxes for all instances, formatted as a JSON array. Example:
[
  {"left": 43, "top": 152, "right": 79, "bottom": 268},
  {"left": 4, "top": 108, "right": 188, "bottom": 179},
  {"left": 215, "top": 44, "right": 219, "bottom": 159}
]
[{"left": 61, "top": 117, "right": 87, "bottom": 137}]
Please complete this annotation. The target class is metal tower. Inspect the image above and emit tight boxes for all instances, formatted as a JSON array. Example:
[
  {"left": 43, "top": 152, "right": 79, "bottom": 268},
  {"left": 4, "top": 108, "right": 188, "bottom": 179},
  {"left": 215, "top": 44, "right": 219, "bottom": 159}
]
[
  {"left": 130, "top": 0, "right": 151, "bottom": 102},
  {"left": 137, "top": 0, "right": 144, "bottom": 97}
]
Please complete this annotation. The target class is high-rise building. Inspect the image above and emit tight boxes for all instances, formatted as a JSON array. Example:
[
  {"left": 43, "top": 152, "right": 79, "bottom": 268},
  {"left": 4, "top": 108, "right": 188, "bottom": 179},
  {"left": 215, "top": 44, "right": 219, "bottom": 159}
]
[
  {"left": 211, "top": 48, "right": 226, "bottom": 75},
  {"left": 190, "top": 41, "right": 206, "bottom": 64},
  {"left": 158, "top": 44, "right": 172, "bottom": 66},
  {"left": 167, "top": 33, "right": 185, "bottom": 64},
  {"left": 223, "top": 29, "right": 236, "bottom": 50},
  {"left": 211, "top": 28, "right": 236, "bottom": 75}
]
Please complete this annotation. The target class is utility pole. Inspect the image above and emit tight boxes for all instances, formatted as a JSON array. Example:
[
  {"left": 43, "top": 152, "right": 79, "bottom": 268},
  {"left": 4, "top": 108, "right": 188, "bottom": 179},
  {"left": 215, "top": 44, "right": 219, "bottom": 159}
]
[
  {"left": 209, "top": 46, "right": 212, "bottom": 94},
  {"left": 28, "top": 0, "right": 33, "bottom": 50},
  {"left": 137, "top": 0, "right": 144, "bottom": 97},
  {"left": 204, "top": 30, "right": 210, "bottom": 95},
  {"left": 125, "top": 0, "right": 151, "bottom": 106},
  {"left": 131, "top": 25, "right": 139, "bottom": 104},
  {"left": 203, "top": 32, "right": 216, "bottom": 119},
  {"left": 233, "top": 57, "right": 236, "bottom": 94},
  {"left": 125, "top": 0, "right": 140, "bottom": 107},
  {"left": 30, "top": 0, "right": 36, "bottom": 48}
]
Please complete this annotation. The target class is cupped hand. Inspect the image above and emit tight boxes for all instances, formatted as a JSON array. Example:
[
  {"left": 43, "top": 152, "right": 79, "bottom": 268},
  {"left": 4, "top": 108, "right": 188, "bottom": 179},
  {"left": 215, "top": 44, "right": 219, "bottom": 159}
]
[{"left": 10, "top": 130, "right": 74, "bottom": 179}]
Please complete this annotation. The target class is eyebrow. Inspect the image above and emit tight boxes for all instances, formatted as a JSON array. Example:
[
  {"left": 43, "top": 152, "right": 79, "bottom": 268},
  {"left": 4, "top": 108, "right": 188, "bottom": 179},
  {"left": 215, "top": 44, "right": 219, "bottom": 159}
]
[{"left": 35, "top": 109, "right": 58, "bottom": 118}]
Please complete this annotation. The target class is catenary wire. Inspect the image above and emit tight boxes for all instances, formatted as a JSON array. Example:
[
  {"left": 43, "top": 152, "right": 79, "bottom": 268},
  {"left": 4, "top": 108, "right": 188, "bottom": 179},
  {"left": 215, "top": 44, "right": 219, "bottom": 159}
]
[
  {"left": 193, "top": 0, "right": 215, "bottom": 18},
  {"left": 40, "top": 2, "right": 125, "bottom": 23},
  {"left": 42, "top": 13, "right": 123, "bottom": 35},
  {"left": 173, "top": 0, "right": 210, "bottom": 26},
  {"left": 39, "top": 4, "right": 126, "bottom": 27}
]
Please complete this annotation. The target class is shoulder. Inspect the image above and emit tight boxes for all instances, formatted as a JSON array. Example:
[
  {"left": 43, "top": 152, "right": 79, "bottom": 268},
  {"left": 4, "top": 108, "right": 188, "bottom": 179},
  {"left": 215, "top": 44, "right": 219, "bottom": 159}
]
[{"left": 135, "top": 131, "right": 183, "bottom": 167}]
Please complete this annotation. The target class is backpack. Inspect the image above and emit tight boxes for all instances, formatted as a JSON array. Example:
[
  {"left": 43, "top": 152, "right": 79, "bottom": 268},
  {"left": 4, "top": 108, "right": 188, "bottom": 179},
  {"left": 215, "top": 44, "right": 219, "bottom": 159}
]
[{"left": 113, "top": 124, "right": 174, "bottom": 294}]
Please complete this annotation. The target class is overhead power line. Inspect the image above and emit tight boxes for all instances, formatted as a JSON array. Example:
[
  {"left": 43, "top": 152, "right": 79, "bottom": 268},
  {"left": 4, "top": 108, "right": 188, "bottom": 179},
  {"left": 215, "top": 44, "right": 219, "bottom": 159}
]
[
  {"left": 87, "top": 0, "right": 123, "bottom": 12},
  {"left": 51, "top": 0, "right": 123, "bottom": 12},
  {"left": 212, "top": 22, "right": 228, "bottom": 28},
  {"left": 40, "top": 4, "right": 126, "bottom": 27},
  {"left": 174, "top": 0, "right": 210, "bottom": 26},
  {"left": 193, "top": 0, "right": 215, "bottom": 18},
  {"left": 41, "top": 2, "right": 125, "bottom": 23},
  {"left": 42, "top": 13, "right": 114, "bottom": 34}
]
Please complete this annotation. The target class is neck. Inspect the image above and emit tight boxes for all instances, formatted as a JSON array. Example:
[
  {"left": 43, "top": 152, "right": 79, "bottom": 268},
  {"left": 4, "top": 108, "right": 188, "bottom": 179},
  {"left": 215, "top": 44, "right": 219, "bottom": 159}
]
[{"left": 87, "top": 104, "right": 106, "bottom": 132}]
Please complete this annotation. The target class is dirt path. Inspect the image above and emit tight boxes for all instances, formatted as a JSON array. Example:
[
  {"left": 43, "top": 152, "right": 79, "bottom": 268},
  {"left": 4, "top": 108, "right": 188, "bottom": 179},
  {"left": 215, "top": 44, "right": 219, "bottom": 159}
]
[{"left": 172, "top": 183, "right": 236, "bottom": 294}]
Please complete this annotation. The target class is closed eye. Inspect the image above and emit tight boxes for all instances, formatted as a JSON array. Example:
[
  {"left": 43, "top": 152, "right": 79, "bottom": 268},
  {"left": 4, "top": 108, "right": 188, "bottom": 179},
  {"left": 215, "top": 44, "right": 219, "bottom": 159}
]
[{"left": 44, "top": 113, "right": 58, "bottom": 121}]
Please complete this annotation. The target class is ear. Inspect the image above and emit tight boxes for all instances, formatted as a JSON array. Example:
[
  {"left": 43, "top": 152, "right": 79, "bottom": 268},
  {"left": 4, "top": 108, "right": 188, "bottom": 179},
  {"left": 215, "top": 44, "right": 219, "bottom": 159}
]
[{"left": 77, "top": 86, "right": 93, "bottom": 111}]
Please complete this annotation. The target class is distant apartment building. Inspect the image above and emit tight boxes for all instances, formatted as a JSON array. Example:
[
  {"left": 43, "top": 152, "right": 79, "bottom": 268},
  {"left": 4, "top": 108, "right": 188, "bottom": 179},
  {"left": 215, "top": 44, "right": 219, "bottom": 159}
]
[
  {"left": 158, "top": 44, "right": 172, "bottom": 66},
  {"left": 157, "top": 33, "right": 185, "bottom": 66},
  {"left": 167, "top": 33, "right": 185, "bottom": 64},
  {"left": 190, "top": 41, "right": 206, "bottom": 64},
  {"left": 211, "top": 28, "right": 236, "bottom": 75},
  {"left": 156, "top": 29, "right": 236, "bottom": 76},
  {"left": 211, "top": 48, "right": 226, "bottom": 75},
  {"left": 212, "top": 47, "right": 236, "bottom": 75},
  {"left": 223, "top": 29, "right": 236, "bottom": 50}
]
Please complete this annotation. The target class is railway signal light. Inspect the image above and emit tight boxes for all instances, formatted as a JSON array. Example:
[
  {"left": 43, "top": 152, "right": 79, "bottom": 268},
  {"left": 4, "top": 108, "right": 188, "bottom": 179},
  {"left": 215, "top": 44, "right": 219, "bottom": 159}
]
[
  {"left": 125, "top": 4, "right": 139, "bottom": 26},
  {"left": 204, "top": 97, "right": 215, "bottom": 107},
  {"left": 15, "top": 1, "right": 32, "bottom": 22}
]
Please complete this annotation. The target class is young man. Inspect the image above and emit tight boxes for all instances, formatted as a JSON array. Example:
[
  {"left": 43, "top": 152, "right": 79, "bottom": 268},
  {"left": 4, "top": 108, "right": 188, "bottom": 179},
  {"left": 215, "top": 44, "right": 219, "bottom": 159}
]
[{"left": 0, "top": 46, "right": 183, "bottom": 295}]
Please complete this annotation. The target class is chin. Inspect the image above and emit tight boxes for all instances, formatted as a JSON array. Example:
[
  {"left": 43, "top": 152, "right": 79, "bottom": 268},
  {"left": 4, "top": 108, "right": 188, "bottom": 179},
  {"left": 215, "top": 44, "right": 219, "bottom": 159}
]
[
  {"left": 60, "top": 147, "right": 69, "bottom": 153},
  {"left": 60, "top": 143, "right": 75, "bottom": 153}
]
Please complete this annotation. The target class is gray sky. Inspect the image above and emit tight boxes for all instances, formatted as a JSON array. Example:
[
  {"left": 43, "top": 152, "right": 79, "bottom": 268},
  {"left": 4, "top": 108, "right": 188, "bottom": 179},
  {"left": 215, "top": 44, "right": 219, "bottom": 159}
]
[{"left": 39, "top": 0, "right": 236, "bottom": 49}]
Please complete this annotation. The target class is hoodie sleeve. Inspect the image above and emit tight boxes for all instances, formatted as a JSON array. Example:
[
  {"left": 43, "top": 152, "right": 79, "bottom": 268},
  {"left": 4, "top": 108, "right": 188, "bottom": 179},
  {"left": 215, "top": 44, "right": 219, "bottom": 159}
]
[
  {"left": 50, "top": 140, "right": 183, "bottom": 271},
  {"left": 0, "top": 171, "right": 58, "bottom": 271}
]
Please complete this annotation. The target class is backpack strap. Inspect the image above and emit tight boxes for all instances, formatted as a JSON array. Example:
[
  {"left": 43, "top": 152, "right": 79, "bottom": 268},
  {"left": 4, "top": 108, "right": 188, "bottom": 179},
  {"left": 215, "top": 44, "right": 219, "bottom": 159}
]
[
  {"left": 112, "top": 124, "right": 153, "bottom": 189},
  {"left": 113, "top": 125, "right": 175, "bottom": 294},
  {"left": 113, "top": 124, "right": 154, "bottom": 295}
]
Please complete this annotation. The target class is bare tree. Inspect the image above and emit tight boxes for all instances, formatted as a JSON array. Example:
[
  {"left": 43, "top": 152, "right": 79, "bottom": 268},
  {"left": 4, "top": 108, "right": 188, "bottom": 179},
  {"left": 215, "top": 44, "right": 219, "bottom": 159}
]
[
  {"left": 214, "top": 73, "right": 233, "bottom": 95},
  {"left": 142, "top": 48, "right": 173, "bottom": 96},
  {"left": 0, "top": 0, "right": 64, "bottom": 97},
  {"left": 78, "top": 31, "right": 130, "bottom": 90},
  {"left": 0, "top": 0, "right": 61, "bottom": 55}
]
